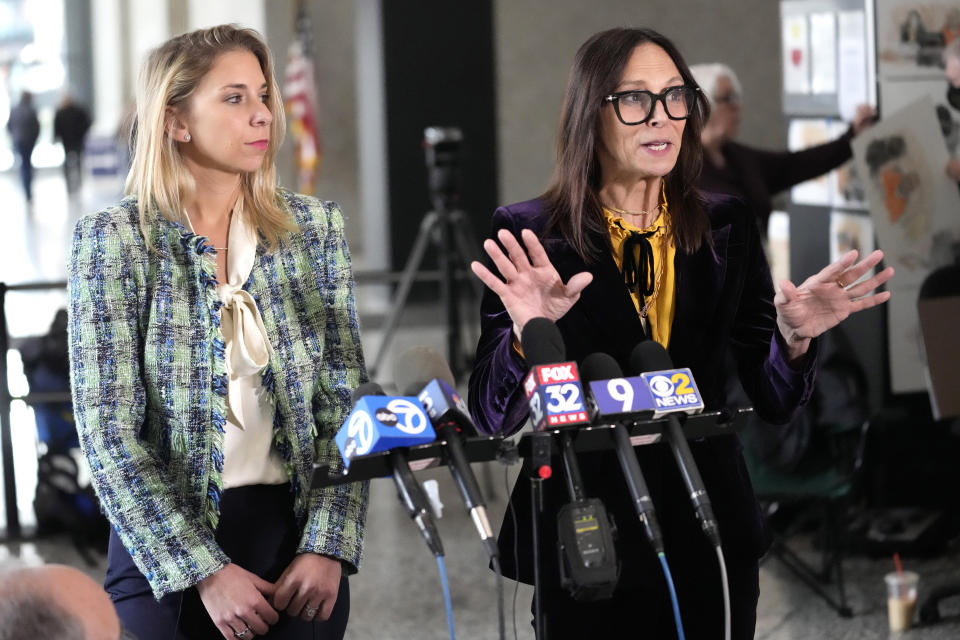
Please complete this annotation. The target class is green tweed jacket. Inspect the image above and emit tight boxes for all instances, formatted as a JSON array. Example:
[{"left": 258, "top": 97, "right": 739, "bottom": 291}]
[{"left": 68, "top": 190, "right": 369, "bottom": 598}]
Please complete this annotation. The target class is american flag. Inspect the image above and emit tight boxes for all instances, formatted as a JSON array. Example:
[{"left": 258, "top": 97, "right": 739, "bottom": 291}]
[{"left": 284, "top": 22, "right": 320, "bottom": 195}]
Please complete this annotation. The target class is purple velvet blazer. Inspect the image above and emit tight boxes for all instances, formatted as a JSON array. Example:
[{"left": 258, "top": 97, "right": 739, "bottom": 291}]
[{"left": 468, "top": 196, "right": 818, "bottom": 587}]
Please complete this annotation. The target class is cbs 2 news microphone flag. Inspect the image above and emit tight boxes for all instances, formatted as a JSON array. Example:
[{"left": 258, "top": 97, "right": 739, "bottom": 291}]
[{"left": 524, "top": 359, "right": 704, "bottom": 431}]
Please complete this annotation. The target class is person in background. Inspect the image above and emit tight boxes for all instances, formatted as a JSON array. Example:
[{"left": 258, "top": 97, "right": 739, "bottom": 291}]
[
  {"left": 0, "top": 564, "right": 127, "bottom": 640},
  {"left": 943, "top": 38, "right": 960, "bottom": 182},
  {"left": 468, "top": 27, "right": 893, "bottom": 638},
  {"left": 54, "top": 91, "right": 92, "bottom": 194},
  {"left": 68, "top": 25, "right": 367, "bottom": 640},
  {"left": 690, "top": 63, "right": 876, "bottom": 236},
  {"left": 6, "top": 91, "right": 40, "bottom": 203}
]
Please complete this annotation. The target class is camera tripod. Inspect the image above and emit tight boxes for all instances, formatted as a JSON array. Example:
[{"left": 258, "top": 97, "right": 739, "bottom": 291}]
[{"left": 368, "top": 127, "right": 485, "bottom": 381}]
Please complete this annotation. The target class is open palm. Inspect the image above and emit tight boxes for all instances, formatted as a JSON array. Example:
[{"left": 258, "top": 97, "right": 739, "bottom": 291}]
[
  {"left": 775, "top": 249, "right": 894, "bottom": 347},
  {"left": 471, "top": 228, "right": 593, "bottom": 335}
]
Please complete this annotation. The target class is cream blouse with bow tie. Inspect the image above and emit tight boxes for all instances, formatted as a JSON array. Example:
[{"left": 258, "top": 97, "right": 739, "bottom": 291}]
[{"left": 188, "top": 211, "right": 288, "bottom": 488}]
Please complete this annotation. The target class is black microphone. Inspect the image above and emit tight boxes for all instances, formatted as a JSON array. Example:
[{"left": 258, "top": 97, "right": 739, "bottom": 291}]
[
  {"left": 521, "top": 318, "right": 618, "bottom": 602},
  {"left": 580, "top": 352, "right": 664, "bottom": 554},
  {"left": 346, "top": 382, "right": 445, "bottom": 557},
  {"left": 629, "top": 341, "right": 721, "bottom": 547},
  {"left": 395, "top": 346, "right": 498, "bottom": 560}
]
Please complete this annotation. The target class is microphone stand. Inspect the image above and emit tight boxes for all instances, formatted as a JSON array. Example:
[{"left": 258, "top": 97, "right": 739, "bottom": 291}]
[
  {"left": 312, "top": 409, "right": 752, "bottom": 639},
  {"left": 528, "top": 430, "right": 553, "bottom": 640}
]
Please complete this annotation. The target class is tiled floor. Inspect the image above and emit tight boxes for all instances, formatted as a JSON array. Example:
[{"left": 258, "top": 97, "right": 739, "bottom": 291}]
[{"left": 2, "top": 167, "right": 959, "bottom": 638}]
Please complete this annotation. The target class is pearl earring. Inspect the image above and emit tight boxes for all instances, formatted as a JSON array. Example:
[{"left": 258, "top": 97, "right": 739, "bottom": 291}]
[{"left": 184, "top": 133, "right": 191, "bottom": 142}]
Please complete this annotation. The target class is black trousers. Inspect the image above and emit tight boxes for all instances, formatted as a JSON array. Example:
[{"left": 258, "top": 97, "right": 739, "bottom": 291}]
[{"left": 105, "top": 484, "right": 350, "bottom": 640}]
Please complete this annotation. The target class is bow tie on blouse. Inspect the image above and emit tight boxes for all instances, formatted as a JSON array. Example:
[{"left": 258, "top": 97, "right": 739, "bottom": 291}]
[
  {"left": 220, "top": 285, "right": 273, "bottom": 379},
  {"left": 184, "top": 208, "right": 274, "bottom": 429}
]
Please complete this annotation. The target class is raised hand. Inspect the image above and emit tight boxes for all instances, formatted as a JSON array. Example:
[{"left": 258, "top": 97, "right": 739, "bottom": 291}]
[
  {"left": 470, "top": 228, "right": 593, "bottom": 336},
  {"left": 851, "top": 104, "right": 877, "bottom": 136},
  {"left": 272, "top": 553, "right": 342, "bottom": 623},
  {"left": 774, "top": 249, "right": 894, "bottom": 361},
  {"left": 196, "top": 563, "right": 279, "bottom": 639}
]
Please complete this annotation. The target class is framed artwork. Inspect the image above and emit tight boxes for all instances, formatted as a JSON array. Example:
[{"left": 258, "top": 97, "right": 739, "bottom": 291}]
[{"left": 876, "top": 0, "right": 960, "bottom": 79}]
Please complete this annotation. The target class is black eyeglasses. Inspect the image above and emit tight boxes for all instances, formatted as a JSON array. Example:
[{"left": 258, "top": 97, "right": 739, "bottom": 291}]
[{"left": 603, "top": 86, "right": 699, "bottom": 126}]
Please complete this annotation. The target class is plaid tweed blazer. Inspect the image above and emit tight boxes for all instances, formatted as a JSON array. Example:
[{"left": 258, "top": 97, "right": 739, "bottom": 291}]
[{"left": 68, "top": 190, "right": 368, "bottom": 598}]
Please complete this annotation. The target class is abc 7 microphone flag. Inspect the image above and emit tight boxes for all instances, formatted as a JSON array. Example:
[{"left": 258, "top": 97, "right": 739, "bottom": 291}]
[{"left": 335, "top": 396, "right": 435, "bottom": 467}]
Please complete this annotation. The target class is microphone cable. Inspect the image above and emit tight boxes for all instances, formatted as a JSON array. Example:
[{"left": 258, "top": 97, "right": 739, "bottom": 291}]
[
  {"left": 491, "top": 553, "right": 507, "bottom": 640},
  {"left": 436, "top": 555, "right": 457, "bottom": 640},
  {"left": 504, "top": 464, "right": 521, "bottom": 640},
  {"left": 657, "top": 551, "right": 686, "bottom": 640},
  {"left": 716, "top": 544, "right": 731, "bottom": 640}
]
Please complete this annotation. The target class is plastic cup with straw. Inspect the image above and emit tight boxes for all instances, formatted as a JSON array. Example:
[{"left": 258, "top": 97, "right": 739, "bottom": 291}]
[{"left": 885, "top": 552, "right": 919, "bottom": 631}]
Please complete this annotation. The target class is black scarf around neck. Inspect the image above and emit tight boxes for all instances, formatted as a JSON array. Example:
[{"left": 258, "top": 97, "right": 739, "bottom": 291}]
[{"left": 621, "top": 227, "right": 656, "bottom": 297}]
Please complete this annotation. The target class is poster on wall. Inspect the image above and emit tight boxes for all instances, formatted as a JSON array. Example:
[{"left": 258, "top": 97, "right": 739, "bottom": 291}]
[
  {"left": 880, "top": 78, "right": 960, "bottom": 156},
  {"left": 829, "top": 211, "right": 875, "bottom": 282},
  {"left": 838, "top": 10, "right": 870, "bottom": 120},
  {"left": 811, "top": 12, "right": 838, "bottom": 94},
  {"left": 783, "top": 13, "right": 811, "bottom": 94},
  {"left": 833, "top": 158, "right": 869, "bottom": 209},
  {"left": 767, "top": 211, "right": 791, "bottom": 289},
  {"left": 787, "top": 119, "right": 865, "bottom": 208},
  {"left": 789, "top": 118, "right": 834, "bottom": 205},
  {"left": 876, "top": 0, "right": 960, "bottom": 79}
]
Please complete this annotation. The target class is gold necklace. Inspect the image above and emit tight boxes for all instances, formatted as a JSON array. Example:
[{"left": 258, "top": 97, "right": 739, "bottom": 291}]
[{"left": 603, "top": 202, "right": 664, "bottom": 218}]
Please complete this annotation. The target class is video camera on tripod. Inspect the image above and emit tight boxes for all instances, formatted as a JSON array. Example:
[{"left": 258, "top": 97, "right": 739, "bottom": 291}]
[
  {"left": 369, "top": 126, "right": 483, "bottom": 380},
  {"left": 424, "top": 126, "right": 463, "bottom": 211}
]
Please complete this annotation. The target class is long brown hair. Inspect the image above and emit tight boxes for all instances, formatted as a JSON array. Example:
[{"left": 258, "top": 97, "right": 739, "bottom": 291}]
[{"left": 542, "top": 27, "right": 711, "bottom": 261}]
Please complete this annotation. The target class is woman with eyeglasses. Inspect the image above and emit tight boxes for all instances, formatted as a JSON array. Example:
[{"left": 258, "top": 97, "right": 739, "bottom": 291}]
[
  {"left": 691, "top": 63, "right": 876, "bottom": 237},
  {"left": 68, "top": 25, "right": 367, "bottom": 640},
  {"left": 468, "top": 28, "right": 893, "bottom": 638}
]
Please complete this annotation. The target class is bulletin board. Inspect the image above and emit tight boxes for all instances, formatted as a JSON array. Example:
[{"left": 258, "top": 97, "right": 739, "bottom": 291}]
[{"left": 781, "top": 0, "right": 878, "bottom": 119}]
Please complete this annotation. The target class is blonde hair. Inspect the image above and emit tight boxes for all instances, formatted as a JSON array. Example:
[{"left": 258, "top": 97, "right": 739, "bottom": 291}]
[
  {"left": 688, "top": 63, "right": 742, "bottom": 108},
  {"left": 125, "top": 24, "right": 295, "bottom": 249}
]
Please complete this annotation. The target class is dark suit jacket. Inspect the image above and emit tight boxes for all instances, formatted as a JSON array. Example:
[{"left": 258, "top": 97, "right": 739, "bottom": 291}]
[{"left": 468, "top": 196, "right": 818, "bottom": 589}]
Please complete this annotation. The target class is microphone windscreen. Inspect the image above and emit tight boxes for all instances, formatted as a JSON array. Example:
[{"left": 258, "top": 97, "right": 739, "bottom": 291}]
[
  {"left": 351, "top": 381, "right": 385, "bottom": 405},
  {"left": 520, "top": 317, "right": 566, "bottom": 366},
  {"left": 580, "top": 352, "right": 623, "bottom": 383},
  {"left": 394, "top": 346, "right": 456, "bottom": 396},
  {"left": 628, "top": 340, "right": 673, "bottom": 376}
]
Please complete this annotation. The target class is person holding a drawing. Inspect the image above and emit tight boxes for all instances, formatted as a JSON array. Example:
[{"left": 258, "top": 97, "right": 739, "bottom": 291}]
[{"left": 691, "top": 63, "right": 876, "bottom": 237}]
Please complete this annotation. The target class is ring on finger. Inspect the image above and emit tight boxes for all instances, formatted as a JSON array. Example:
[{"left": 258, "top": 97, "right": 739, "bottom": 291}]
[
  {"left": 233, "top": 625, "right": 252, "bottom": 639},
  {"left": 304, "top": 605, "right": 319, "bottom": 619},
  {"left": 836, "top": 279, "right": 847, "bottom": 289}
]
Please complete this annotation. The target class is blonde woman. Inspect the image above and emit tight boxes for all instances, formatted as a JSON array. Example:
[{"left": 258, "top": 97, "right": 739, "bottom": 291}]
[{"left": 68, "top": 25, "right": 367, "bottom": 640}]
